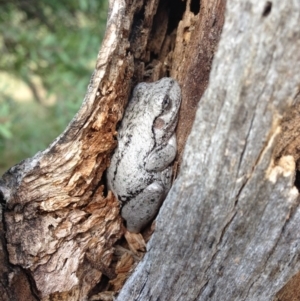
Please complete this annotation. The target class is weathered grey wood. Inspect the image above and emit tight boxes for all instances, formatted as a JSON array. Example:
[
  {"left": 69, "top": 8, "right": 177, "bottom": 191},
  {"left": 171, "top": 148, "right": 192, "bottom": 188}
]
[{"left": 117, "top": 1, "right": 300, "bottom": 300}]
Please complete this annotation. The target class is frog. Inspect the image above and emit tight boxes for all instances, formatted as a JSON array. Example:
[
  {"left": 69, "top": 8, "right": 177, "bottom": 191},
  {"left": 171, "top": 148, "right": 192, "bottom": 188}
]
[{"left": 106, "top": 77, "right": 181, "bottom": 233}]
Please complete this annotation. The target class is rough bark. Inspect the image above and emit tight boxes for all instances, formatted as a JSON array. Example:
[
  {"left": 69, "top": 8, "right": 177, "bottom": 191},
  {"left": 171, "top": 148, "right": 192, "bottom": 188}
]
[{"left": 1, "top": 0, "right": 300, "bottom": 300}]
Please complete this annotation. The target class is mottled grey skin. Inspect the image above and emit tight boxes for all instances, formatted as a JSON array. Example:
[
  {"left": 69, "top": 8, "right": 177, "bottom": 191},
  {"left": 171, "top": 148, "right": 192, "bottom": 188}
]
[{"left": 107, "top": 78, "right": 181, "bottom": 233}]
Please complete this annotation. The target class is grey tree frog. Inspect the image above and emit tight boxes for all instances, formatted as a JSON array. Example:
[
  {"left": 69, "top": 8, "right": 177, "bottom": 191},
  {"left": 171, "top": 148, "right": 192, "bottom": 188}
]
[{"left": 107, "top": 77, "right": 181, "bottom": 233}]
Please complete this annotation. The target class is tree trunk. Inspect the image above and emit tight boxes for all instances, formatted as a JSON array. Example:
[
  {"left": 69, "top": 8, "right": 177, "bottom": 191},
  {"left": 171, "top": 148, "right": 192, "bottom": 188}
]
[{"left": 1, "top": 0, "right": 300, "bottom": 300}]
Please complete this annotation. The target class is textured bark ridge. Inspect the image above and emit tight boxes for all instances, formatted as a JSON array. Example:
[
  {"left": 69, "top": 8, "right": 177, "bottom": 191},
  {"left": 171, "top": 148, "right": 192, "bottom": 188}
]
[{"left": 1, "top": 0, "right": 300, "bottom": 300}]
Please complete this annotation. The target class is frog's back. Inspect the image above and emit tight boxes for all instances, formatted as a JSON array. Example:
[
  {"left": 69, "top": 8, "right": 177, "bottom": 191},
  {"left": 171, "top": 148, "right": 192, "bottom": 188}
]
[{"left": 107, "top": 105, "right": 155, "bottom": 201}]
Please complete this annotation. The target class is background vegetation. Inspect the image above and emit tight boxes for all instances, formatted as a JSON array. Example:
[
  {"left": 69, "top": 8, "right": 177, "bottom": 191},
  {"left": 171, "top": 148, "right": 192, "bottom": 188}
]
[{"left": 0, "top": 0, "right": 108, "bottom": 175}]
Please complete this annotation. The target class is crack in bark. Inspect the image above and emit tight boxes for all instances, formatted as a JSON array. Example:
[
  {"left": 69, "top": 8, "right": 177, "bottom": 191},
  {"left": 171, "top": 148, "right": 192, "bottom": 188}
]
[
  {"left": 193, "top": 279, "right": 209, "bottom": 301},
  {"left": 199, "top": 210, "right": 238, "bottom": 298},
  {"left": 243, "top": 216, "right": 291, "bottom": 300},
  {"left": 237, "top": 111, "right": 256, "bottom": 174},
  {"left": 135, "top": 269, "right": 149, "bottom": 300}
]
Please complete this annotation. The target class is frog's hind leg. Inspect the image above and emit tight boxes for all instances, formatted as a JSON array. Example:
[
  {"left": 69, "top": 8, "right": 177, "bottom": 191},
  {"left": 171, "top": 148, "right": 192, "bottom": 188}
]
[{"left": 121, "top": 182, "right": 165, "bottom": 233}]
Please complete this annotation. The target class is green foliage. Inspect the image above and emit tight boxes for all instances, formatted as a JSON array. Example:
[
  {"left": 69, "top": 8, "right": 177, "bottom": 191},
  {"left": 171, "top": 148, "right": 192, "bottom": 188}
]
[
  {"left": 0, "top": 0, "right": 108, "bottom": 175},
  {"left": 0, "top": 102, "right": 13, "bottom": 140}
]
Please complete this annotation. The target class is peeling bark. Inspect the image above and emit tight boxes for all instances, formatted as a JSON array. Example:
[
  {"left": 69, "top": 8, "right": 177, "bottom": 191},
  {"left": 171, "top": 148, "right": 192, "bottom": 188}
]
[{"left": 1, "top": 0, "right": 300, "bottom": 300}]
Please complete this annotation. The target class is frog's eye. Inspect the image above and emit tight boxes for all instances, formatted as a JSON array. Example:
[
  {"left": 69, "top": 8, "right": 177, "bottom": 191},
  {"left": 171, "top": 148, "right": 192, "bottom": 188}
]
[{"left": 162, "top": 96, "right": 171, "bottom": 109}]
